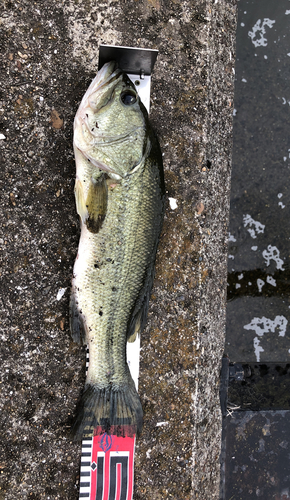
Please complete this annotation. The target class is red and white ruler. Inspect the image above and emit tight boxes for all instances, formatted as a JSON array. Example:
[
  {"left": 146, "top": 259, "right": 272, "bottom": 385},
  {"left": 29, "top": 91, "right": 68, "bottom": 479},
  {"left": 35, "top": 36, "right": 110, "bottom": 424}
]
[
  {"left": 78, "top": 338, "right": 140, "bottom": 500},
  {"left": 79, "top": 432, "right": 136, "bottom": 500}
]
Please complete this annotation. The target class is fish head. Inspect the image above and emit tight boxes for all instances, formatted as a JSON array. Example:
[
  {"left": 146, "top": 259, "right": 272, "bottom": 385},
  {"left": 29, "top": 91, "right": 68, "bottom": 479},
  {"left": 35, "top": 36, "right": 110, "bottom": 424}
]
[{"left": 74, "top": 62, "right": 149, "bottom": 179}]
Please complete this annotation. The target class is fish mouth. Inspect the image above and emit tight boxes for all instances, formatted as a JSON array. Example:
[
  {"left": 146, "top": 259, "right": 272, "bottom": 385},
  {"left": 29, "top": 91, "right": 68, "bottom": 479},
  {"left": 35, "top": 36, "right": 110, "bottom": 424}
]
[
  {"left": 75, "top": 61, "right": 123, "bottom": 118},
  {"left": 92, "top": 62, "right": 123, "bottom": 95}
]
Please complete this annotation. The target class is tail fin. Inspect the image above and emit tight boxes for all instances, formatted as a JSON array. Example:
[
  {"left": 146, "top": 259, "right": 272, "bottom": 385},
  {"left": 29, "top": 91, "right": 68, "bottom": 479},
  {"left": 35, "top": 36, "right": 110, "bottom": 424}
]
[{"left": 72, "top": 382, "right": 143, "bottom": 440}]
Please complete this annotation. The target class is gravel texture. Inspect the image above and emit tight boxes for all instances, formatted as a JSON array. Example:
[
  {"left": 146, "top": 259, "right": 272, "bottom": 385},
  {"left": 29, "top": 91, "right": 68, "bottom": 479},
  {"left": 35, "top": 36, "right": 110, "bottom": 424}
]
[{"left": 0, "top": 0, "right": 237, "bottom": 498}]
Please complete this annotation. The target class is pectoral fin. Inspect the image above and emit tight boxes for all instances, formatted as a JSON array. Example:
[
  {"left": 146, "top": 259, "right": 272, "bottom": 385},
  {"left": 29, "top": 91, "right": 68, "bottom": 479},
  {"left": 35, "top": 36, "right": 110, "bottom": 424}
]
[
  {"left": 85, "top": 174, "right": 108, "bottom": 233},
  {"left": 75, "top": 179, "right": 88, "bottom": 223}
]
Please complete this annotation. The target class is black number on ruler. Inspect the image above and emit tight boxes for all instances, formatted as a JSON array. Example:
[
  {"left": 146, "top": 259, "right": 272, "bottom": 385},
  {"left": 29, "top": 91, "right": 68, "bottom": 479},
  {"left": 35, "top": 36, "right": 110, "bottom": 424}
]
[
  {"left": 95, "top": 456, "right": 128, "bottom": 500},
  {"left": 96, "top": 456, "right": 104, "bottom": 499},
  {"left": 108, "top": 457, "right": 128, "bottom": 500}
]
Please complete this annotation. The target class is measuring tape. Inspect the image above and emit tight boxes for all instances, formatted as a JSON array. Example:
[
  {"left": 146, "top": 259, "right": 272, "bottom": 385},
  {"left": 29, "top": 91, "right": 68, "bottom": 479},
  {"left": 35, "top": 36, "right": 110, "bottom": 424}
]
[
  {"left": 79, "top": 433, "right": 136, "bottom": 500},
  {"left": 78, "top": 338, "right": 139, "bottom": 500}
]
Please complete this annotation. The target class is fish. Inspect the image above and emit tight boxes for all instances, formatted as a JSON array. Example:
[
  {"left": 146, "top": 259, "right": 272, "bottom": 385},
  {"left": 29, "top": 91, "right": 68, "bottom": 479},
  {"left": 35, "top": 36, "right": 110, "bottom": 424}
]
[{"left": 70, "top": 61, "right": 165, "bottom": 440}]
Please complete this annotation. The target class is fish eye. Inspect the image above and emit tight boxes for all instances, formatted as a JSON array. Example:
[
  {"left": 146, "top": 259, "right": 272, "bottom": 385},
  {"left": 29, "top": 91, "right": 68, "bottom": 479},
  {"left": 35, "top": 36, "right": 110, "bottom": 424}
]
[{"left": 120, "top": 91, "right": 137, "bottom": 106}]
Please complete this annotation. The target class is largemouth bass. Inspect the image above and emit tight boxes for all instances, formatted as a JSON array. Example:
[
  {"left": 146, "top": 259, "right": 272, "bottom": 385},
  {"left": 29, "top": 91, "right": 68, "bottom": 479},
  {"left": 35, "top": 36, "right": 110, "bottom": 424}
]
[{"left": 70, "top": 61, "right": 165, "bottom": 440}]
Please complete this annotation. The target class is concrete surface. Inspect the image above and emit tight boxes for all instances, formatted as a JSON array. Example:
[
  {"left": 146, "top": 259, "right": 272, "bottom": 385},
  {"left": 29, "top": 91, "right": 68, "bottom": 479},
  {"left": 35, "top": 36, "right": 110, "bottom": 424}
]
[{"left": 0, "top": 0, "right": 237, "bottom": 498}]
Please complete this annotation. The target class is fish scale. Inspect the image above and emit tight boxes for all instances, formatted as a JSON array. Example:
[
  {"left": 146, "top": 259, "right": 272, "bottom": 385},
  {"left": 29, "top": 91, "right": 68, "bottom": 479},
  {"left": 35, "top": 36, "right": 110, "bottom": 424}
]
[{"left": 70, "top": 61, "right": 164, "bottom": 439}]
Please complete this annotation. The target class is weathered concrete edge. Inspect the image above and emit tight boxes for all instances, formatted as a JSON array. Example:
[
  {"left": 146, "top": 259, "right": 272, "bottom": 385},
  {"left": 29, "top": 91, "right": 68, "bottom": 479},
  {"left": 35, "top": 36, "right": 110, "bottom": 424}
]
[{"left": 192, "top": 1, "right": 237, "bottom": 497}]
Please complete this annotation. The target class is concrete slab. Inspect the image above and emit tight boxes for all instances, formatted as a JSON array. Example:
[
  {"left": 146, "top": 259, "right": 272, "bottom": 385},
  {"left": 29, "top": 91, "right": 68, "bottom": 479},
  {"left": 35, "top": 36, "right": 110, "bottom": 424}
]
[{"left": 0, "top": 0, "right": 237, "bottom": 498}]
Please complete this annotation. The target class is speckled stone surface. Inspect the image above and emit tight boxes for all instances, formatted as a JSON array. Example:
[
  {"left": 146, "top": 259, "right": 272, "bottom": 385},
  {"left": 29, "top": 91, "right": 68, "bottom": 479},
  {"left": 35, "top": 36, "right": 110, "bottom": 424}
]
[{"left": 0, "top": 1, "right": 237, "bottom": 498}]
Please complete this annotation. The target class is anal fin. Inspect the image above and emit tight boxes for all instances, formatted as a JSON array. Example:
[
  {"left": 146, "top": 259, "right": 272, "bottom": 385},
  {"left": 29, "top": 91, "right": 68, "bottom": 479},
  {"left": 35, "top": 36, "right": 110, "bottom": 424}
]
[
  {"left": 126, "top": 260, "right": 156, "bottom": 343},
  {"left": 127, "top": 313, "right": 141, "bottom": 343}
]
